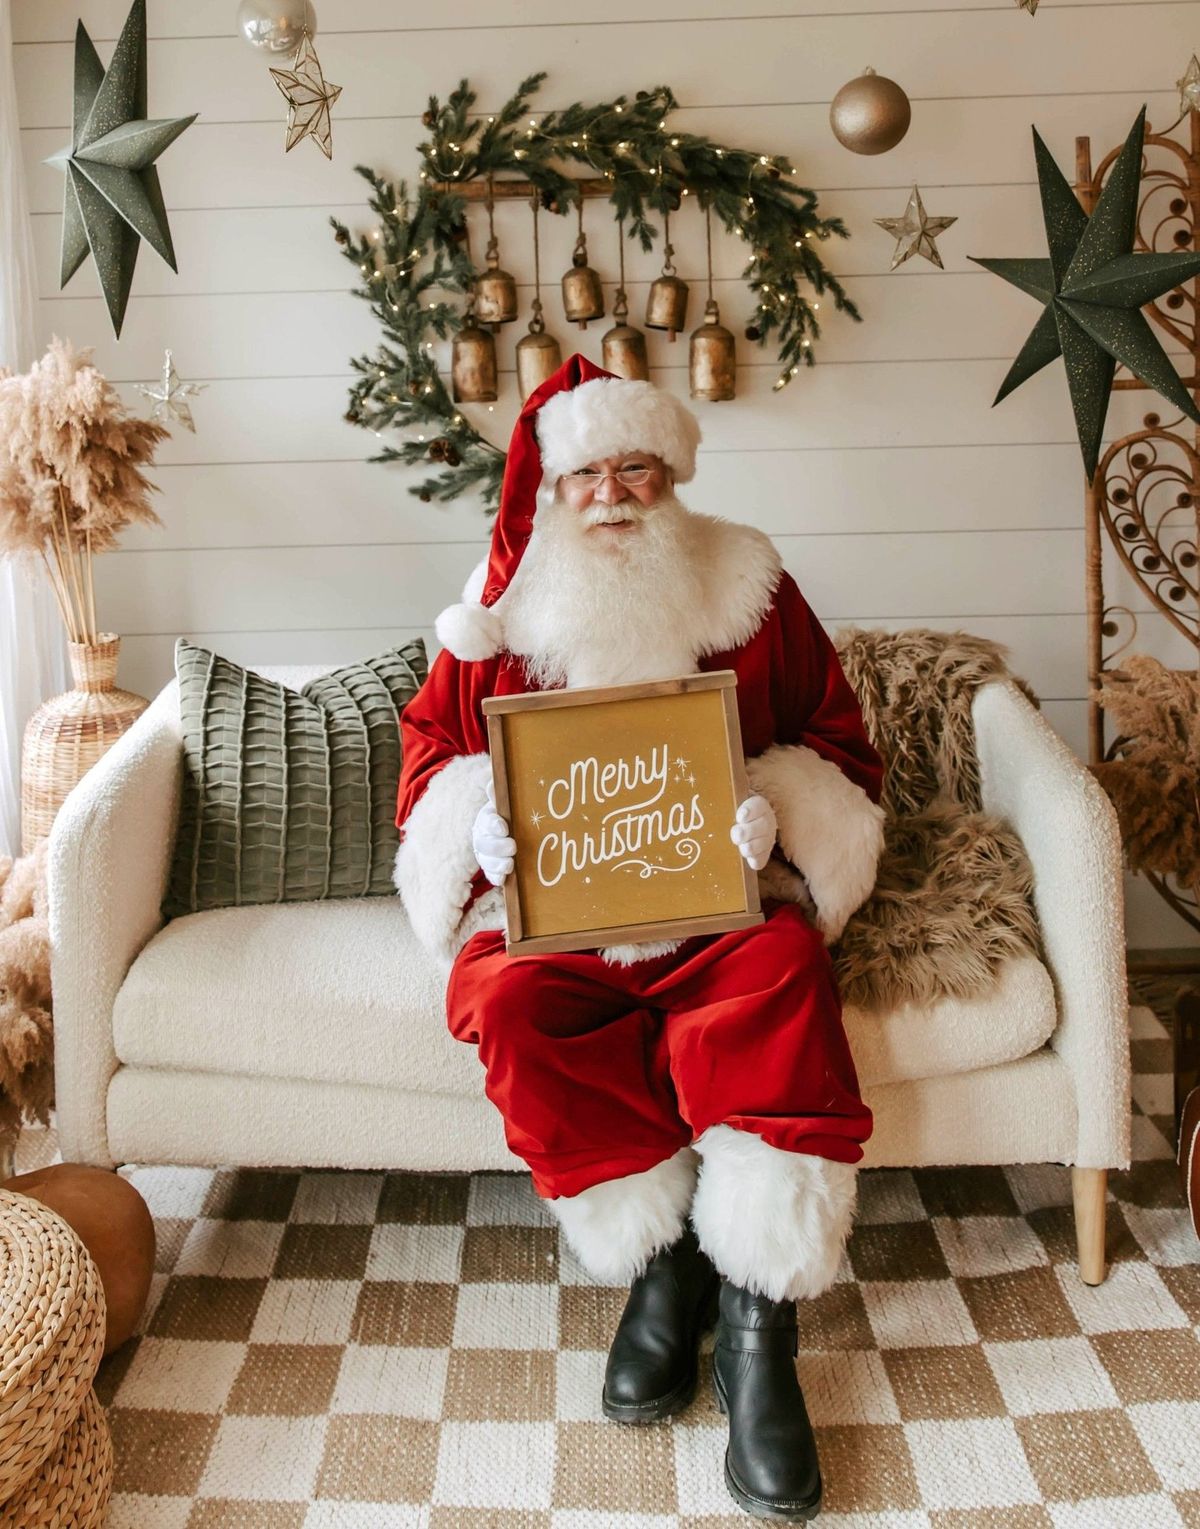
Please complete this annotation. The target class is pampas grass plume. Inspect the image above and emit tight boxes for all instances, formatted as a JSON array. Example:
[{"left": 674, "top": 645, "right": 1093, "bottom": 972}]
[{"left": 0, "top": 336, "right": 168, "bottom": 642}]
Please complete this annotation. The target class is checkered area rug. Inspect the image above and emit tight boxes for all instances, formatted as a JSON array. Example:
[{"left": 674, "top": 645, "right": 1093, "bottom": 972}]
[{"left": 14, "top": 992, "right": 1200, "bottom": 1528}]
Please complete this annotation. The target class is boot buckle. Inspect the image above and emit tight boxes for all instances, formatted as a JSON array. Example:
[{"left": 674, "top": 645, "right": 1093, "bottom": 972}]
[{"left": 716, "top": 1326, "right": 800, "bottom": 1358}]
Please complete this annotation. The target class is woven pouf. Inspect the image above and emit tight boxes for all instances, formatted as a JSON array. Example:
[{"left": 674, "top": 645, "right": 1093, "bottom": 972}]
[
  {"left": 0, "top": 1188, "right": 110, "bottom": 1517},
  {"left": 0, "top": 1388, "right": 112, "bottom": 1528}
]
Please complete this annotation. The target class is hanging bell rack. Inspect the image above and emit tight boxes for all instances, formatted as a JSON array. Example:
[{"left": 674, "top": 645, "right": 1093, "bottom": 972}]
[{"left": 424, "top": 176, "right": 633, "bottom": 200}]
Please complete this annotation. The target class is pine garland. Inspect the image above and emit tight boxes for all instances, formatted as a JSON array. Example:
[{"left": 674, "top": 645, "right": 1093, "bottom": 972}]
[{"left": 330, "top": 73, "right": 862, "bottom": 514}]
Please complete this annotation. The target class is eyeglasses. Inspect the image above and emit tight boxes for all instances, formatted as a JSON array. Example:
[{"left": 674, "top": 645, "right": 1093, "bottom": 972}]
[{"left": 562, "top": 466, "right": 653, "bottom": 488}]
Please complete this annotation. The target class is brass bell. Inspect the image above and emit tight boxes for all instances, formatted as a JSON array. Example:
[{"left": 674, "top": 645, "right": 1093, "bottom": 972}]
[
  {"left": 562, "top": 205, "right": 604, "bottom": 329},
  {"left": 518, "top": 194, "right": 563, "bottom": 401},
  {"left": 476, "top": 234, "right": 518, "bottom": 330},
  {"left": 451, "top": 309, "right": 498, "bottom": 403},
  {"left": 602, "top": 288, "right": 648, "bottom": 380},
  {"left": 646, "top": 210, "right": 688, "bottom": 341},
  {"left": 689, "top": 297, "right": 736, "bottom": 400},
  {"left": 516, "top": 301, "right": 562, "bottom": 401}
]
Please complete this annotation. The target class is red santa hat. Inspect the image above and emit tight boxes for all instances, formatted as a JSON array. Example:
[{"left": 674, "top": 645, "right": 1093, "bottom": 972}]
[{"left": 434, "top": 352, "right": 703, "bottom": 662}]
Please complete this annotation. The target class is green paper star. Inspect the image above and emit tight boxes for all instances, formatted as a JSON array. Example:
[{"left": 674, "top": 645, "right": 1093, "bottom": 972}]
[
  {"left": 969, "top": 105, "right": 1200, "bottom": 482},
  {"left": 45, "top": 0, "right": 197, "bottom": 339}
]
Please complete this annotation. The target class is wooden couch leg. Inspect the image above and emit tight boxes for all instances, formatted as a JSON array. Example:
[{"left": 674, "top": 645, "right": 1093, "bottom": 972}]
[{"left": 1072, "top": 1166, "right": 1108, "bottom": 1285}]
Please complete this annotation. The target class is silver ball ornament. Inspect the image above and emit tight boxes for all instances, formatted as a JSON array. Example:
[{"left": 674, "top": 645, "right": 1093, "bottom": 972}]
[{"left": 236, "top": 0, "right": 317, "bottom": 53}]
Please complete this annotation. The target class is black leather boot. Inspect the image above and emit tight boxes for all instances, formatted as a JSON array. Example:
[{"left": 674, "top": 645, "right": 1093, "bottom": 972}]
[
  {"left": 711, "top": 1279, "right": 822, "bottom": 1521},
  {"left": 602, "top": 1223, "right": 721, "bottom": 1423}
]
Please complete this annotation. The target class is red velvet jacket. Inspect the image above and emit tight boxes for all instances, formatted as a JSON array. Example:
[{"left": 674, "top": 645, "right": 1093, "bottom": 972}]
[{"left": 396, "top": 570, "right": 884, "bottom": 926}]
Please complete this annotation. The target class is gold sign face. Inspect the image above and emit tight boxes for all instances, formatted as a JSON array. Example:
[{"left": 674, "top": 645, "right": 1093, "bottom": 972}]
[{"left": 483, "top": 672, "right": 762, "bottom": 955}]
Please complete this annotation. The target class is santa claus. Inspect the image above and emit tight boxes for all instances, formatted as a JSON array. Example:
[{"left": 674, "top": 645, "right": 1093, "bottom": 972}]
[{"left": 394, "top": 354, "right": 885, "bottom": 1521}]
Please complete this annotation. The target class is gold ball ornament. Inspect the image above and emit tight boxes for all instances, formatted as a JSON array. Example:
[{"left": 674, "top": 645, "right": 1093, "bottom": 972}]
[{"left": 829, "top": 67, "right": 912, "bottom": 155}]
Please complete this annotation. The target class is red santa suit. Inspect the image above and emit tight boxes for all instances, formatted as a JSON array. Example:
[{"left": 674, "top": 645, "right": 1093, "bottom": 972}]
[{"left": 394, "top": 356, "right": 886, "bottom": 1300}]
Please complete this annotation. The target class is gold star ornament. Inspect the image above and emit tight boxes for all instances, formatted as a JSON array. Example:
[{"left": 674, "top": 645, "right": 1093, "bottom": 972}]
[
  {"left": 1017, "top": 0, "right": 1039, "bottom": 14},
  {"left": 269, "top": 29, "right": 341, "bottom": 158},
  {"left": 1177, "top": 55, "right": 1200, "bottom": 117},
  {"left": 874, "top": 185, "right": 957, "bottom": 270},
  {"left": 136, "top": 350, "right": 206, "bottom": 432}
]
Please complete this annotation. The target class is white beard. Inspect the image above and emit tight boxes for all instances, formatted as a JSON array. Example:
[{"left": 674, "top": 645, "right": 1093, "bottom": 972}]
[{"left": 499, "top": 483, "right": 709, "bottom": 690}]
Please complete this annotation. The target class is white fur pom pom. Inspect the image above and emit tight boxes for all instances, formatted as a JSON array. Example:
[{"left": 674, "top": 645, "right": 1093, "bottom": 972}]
[{"left": 434, "top": 600, "right": 503, "bottom": 662}]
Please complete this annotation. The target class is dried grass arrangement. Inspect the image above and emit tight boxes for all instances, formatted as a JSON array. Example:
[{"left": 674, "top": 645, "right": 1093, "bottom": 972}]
[
  {"left": 0, "top": 336, "right": 167, "bottom": 642},
  {"left": 1090, "top": 654, "right": 1200, "bottom": 895}
]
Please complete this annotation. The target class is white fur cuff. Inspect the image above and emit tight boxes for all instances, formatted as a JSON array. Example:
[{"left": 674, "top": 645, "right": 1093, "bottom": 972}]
[
  {"left": 548, "top": 1145, "right": 699, "bottom": 1284},
  {"left": 393, "top": 752, "right": 503, "bottom": 968},
  {"left": 691, "top": 1125, "right": 857, "bottom": 1301},
  {"left": 746, "top": 743, "right": 886, "bottom": 944}
]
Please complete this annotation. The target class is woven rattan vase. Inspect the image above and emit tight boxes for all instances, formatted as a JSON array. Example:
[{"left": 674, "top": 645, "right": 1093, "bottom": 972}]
[{"left": 20, "top": 633, "right": 149, "bottom": 853}]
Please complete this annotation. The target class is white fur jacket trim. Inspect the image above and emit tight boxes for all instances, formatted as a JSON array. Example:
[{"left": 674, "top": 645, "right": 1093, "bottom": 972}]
[
  {"left": 393, "top": 752, "right": 505, "bottom": 974},
  {"left": 745, "top": 743, "right": 886, "bottom": 945},
  {"left": 436, "top": 513, "right": 783, "bottom": 665}
]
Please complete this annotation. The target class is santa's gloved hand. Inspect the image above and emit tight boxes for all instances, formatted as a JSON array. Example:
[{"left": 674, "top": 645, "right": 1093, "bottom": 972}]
[
  {"left": 730, "top": 794, "right": 777, "bottom": 871},
  {"left": 472, "top": 777, "right": 516, "bottom": 887}
]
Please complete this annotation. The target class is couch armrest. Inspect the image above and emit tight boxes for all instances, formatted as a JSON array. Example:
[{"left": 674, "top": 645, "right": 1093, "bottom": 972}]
[
  {"left": 971, "top": 679, "right": 1131, "bottom": 1169},
  {"left": 47, "top": 680, "right": 184, "bottom": 1167}
]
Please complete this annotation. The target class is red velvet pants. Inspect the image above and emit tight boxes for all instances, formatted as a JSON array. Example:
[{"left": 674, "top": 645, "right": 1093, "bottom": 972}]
[{"left": 445, "top": 899, "right": 873, "bottom": 1199}]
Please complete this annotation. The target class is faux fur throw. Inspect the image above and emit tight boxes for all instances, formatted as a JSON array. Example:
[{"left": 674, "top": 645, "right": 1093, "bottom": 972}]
[{"left": 828, "top": 628, "right": 1043, "bottom": 1014}]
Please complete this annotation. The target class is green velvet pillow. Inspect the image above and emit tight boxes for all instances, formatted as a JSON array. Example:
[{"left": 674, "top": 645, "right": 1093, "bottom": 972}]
[{"left": 162, "top": 636, "right": 428, "bottom": 919}]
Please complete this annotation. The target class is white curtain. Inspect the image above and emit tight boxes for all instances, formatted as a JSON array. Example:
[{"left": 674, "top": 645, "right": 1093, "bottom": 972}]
[{"left": 0, "top": 0, "right": 68, "bottom": 859}]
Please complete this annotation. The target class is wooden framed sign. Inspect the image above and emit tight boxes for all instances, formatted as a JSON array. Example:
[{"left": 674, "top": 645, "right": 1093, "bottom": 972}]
[{"left": 482, "top": 671, "right": 763, "bottom": 955}]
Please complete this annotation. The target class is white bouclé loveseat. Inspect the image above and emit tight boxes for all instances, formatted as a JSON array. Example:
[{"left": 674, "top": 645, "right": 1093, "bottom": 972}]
[{"left": 46, "top": 662, "right": 1131, "bottom": 1284}]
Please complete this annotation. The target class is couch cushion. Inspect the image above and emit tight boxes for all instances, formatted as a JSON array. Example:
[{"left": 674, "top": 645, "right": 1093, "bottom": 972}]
[
  {"left": 113, "top": 900, "right": 1058, "bottom": 1095},
  {"left": 844, "top": 953, "right": 1055, "bottom": 1087}
]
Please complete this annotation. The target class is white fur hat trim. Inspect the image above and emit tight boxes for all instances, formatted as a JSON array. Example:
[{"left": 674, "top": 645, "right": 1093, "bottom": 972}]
[
  {"left": 535, "top": 376, "right": 702, "bottom": 483},
  {"left": 435, "top": 554, "right": 503, "bottom": 662}
]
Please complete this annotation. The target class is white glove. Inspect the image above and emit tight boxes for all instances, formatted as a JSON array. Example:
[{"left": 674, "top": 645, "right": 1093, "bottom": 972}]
[
  {"left": 472, "top": 777, "right": 516, "bottom": 887},
  {"left": 729, "top": 793, "right": 778, "bottom": 871}
]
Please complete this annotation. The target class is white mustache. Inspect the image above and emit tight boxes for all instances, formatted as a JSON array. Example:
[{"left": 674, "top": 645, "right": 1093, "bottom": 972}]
[{"left": 582, "top": 503, "right": 651, "bottom": 527}]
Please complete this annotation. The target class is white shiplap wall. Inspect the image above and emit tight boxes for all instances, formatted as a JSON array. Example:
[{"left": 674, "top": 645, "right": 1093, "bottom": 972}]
[{"left": 13, "top": 0, "right": 1200, "bottom": 947}]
